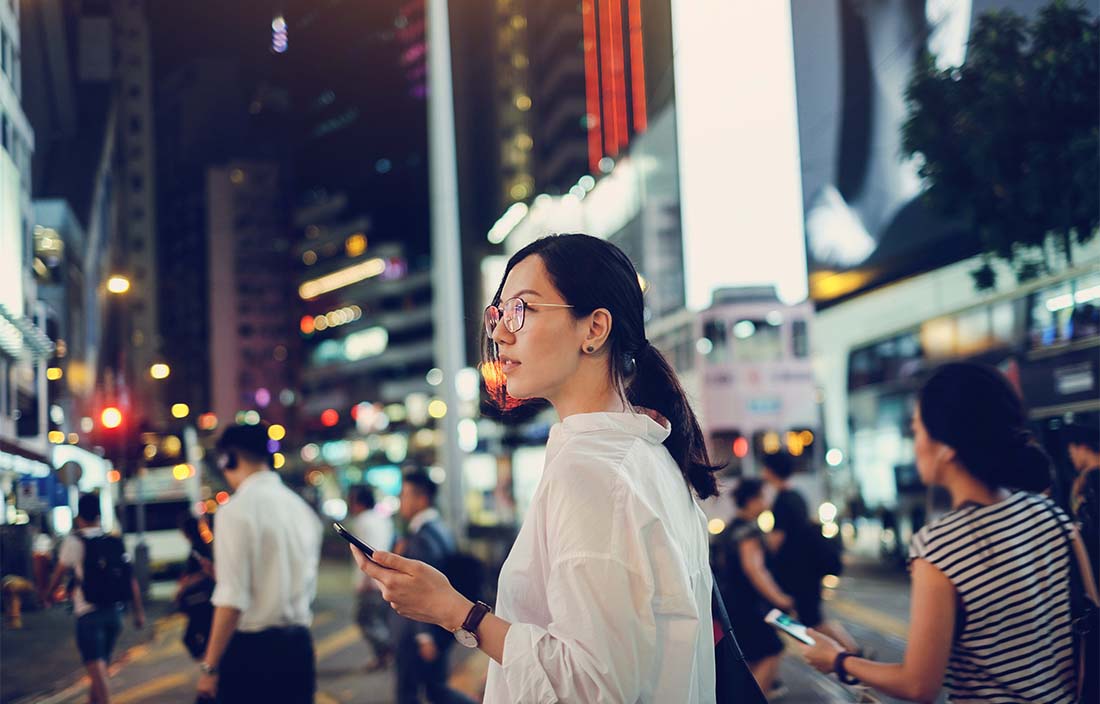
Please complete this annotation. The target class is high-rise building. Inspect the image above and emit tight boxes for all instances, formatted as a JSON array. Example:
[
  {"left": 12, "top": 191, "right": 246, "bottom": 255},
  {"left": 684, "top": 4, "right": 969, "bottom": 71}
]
[
  {"left": 206, "top": 161, "right": 297, "bottom": 433},
  {"left": 1, "top": 0, "right": 55, "bottom": 530},
  {"left": 292, "top": 195, "right": 439, "bottom": 476},
  {"left": 154, "top": 60, "right": 262, "bottom": 423},
  {"left": 110, "top": 0, "right": 162, "bottom": 423}
]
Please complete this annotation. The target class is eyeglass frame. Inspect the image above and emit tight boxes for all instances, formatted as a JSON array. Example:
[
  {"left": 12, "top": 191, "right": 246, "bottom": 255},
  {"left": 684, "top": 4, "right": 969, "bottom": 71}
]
[{"left": 484, "top": 297, "right": 575, "bottom": 336}]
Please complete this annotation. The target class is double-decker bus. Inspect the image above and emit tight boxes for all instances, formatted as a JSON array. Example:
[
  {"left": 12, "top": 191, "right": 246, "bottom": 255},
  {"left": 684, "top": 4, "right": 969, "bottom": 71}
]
[
  {"left": 649, "top": 287, "right": 826, "bottom": 526},
  {"left": 837, "top": 267, "right": 1099, "bottom": 563}
]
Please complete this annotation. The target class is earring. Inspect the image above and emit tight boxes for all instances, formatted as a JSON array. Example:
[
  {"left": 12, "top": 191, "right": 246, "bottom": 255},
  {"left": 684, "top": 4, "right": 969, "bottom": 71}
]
[{"left": 586, "top": 346, "right": 595, "bottom": 353}]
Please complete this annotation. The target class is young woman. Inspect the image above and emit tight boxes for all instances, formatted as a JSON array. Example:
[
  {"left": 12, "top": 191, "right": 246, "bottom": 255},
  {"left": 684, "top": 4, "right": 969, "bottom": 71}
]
[
  {"left": 801, "top": 362, "right": 1100, "bottom": 703},
  {"left": 354, "top": 233, "right": 721, "bottom": 702},
  {"left": 712, "top": 478, "right": 793, "bottom": 695}
]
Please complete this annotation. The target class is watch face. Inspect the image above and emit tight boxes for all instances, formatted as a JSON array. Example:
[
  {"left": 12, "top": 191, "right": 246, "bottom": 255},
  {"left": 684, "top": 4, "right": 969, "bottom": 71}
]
[{"left": 454, "top": 628, "right": 479, "bottom": 648}]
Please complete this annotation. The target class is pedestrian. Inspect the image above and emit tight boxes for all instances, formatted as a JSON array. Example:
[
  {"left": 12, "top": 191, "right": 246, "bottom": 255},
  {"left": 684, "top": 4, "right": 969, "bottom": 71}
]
[
  {"left": 712, "top": 478, "right": 793, "bottom": 696},
  {"left": 380, "top": 471, "right": 474, "bottom": 704},
  {"left": 176, "top": 515, "right": 216, "bottom": 660},
  {"left": 1065, "top": 422, "right": 1100, "bottom": 585},
  {"left": 195, "top": 424, "right": 323, "bottom": 704},
  {"left": 801, "top": 362, "right": 1100, "bottom": 702},
  {"left": 43, "top": 493, "right": 145, "bottom": 704},
  {"left": 761, "top": 451, "right": 858, "bottom": 653},
  {"left": 352, "top": 233, "right": 721, "bottom": 702},
  {"left": 348, "top": 485, "right": 394, "bottom": 672}
]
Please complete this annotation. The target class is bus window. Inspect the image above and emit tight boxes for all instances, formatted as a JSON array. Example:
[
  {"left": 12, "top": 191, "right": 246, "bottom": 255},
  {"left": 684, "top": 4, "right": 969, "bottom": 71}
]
[
  {"left": 1031, "top": 282, "right": 1075, "bottom": 348},
  {"left": 792, "top": 320, "right": 809, "bottom": 359},
  {"left": 731, "top": 320, "right": 782, "bottom": 363},
  {"left": 703, "top": 319, "right": 729, "bottom": 364}
]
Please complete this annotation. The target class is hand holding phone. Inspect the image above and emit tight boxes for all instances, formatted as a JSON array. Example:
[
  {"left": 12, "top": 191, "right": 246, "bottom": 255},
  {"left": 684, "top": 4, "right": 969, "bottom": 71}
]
[
  {"left": 333, "top": 522, "right": 376, "bottom": 559},
  {"left": 765, "top": 608, "right": 816, "bottom": 645}
]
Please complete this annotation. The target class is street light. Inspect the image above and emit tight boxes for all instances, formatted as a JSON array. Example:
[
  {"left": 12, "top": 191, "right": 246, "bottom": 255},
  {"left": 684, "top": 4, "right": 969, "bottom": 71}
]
[
  {"left": 106, "top": 275, "right": 131, "bottom": 294},
  {"left": 150, "top": 363, "right": 170, "bottom": 380}
]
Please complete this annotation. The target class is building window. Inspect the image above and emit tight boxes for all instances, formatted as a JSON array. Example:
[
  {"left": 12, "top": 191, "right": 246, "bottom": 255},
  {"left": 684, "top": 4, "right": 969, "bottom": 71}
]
[
  {"left": 129, "top": 116, "right": 142, "bottom": 134},
  {"left": 131, "top": 175, "right": 143, "bottom": 193}
]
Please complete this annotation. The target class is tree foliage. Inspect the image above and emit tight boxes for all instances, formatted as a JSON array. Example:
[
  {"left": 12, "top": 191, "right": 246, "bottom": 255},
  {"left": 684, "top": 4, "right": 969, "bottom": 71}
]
[{"left": 902, "top": 1, "right": 1099, "bottom": 289}]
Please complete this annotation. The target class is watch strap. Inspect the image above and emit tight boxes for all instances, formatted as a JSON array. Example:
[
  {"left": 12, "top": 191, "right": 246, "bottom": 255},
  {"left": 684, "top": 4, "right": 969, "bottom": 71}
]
[
  {"left": 461, "top": 601, "right": 492, "bottom": 635},
  {"left": 833, "top": 651, "right": 860, "bottom": 685}
]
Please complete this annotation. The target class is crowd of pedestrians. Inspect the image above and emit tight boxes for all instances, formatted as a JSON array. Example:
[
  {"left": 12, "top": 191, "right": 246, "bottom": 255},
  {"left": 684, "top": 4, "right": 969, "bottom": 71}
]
[{"left": 21, "top": 234, "right": 1100, "bottom": 704}]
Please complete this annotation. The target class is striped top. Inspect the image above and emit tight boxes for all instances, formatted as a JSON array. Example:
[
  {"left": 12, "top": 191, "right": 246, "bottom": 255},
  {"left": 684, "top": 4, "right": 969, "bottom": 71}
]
[{"left": 909, "top": 492, "right": 1076, "bottom": 703}]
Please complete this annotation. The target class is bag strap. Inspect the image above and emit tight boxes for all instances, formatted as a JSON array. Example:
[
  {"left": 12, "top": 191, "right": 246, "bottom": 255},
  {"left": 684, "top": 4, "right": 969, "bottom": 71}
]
[
  {"left": 1036, "top": 497, "right": 1097, "bottom": 699},
  {"left": 1038, "top": 497, "right": 1099, "bottom": 607},
  {"left": 711, "top": 572, "right": 747, "bottom": 663}
]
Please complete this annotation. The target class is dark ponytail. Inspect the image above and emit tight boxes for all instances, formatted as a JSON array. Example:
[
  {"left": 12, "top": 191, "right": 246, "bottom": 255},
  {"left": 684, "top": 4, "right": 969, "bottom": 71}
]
[
  {"left": 918, "top": 362, "right": 1052, "bottom": 493},
  {"left": 484, "top": 234, "right": 721, "bottom": 499},
  {"left": 626, "top": 343, "right": 721, "bottom": 498}
]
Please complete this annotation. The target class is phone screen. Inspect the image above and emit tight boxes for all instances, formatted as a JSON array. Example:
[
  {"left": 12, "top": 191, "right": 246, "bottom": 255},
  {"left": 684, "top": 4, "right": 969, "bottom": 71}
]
[
  {"left": 765, "top": 609, "right": 815, "bottom": 645},
  {"left": 332, "top": 522, "right": 375, "bottom": 558}
]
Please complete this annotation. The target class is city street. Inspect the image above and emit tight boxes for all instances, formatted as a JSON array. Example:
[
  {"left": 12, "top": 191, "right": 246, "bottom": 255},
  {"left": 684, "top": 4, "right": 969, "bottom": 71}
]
[{"left": 2, "top": 556, "right": 941, "bottom": 704}]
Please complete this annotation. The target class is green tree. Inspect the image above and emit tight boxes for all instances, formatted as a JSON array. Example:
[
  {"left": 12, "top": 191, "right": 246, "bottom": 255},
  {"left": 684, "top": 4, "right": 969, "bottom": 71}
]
[{"left": 902, "top": 0, "right": 1099, "bottom": 289}]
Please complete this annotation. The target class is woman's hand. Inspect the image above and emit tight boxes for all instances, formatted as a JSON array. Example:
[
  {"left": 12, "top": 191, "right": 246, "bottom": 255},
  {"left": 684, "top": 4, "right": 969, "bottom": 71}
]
[
  {"left": 351, "top": 547, "right": 472, "bottom": 631},
  {"left": 799, "top": 628, "right": 845, "bottom": 674}
]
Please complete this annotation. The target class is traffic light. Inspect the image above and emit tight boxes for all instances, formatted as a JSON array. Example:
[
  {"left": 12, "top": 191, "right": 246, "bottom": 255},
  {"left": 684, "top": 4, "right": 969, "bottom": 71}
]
[{"left": 101, "top": 406, "right": 123, "bottom": 429}]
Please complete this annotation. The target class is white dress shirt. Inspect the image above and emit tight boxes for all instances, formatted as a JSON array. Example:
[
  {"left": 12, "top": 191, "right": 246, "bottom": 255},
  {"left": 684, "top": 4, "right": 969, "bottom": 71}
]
[
  {"left": 351, "top": 507, "right": 394, "bottom": 590},
  {"left": 484, "top": 411, "right": 716, "bottom": 704},
  {"left": 211, "top": 471, "right": 323, "bottom": 632}
]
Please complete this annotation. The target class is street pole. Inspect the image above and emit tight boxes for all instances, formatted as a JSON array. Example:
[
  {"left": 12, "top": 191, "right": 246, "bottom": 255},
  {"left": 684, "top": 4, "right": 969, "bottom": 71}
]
[{"left": 426, "top": 0, "right": 468, "bottom": 542}]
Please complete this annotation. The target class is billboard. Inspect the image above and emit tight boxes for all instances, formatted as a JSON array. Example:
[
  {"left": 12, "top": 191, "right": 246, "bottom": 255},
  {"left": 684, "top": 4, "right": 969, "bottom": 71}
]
[{"left": 790, "top": 0, "right": 1092, "bottom": 306}]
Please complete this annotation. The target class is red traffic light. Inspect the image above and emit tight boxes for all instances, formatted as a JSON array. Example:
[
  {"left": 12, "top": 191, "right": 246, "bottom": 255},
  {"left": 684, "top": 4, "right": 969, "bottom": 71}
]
[{"left": 101, "top": 407, "right": 123, "bottom": 429}]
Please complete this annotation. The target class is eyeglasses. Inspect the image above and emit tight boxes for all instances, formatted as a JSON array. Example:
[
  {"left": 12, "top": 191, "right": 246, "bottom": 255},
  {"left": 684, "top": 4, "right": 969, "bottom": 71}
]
[{"left": 484, "top": 297, "right": 574, "bottom": 336}]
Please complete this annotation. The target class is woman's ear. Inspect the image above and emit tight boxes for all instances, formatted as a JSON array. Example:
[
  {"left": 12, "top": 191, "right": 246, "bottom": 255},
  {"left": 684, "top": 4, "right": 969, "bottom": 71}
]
[{"left": 582, "top": 308, "right": 613, "bottom": 353}]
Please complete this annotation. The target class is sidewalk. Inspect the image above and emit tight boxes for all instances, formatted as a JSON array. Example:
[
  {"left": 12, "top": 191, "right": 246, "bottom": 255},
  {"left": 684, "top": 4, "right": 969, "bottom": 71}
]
[{"left": 1, "top": 594, "right": 175, "bottom": 704}]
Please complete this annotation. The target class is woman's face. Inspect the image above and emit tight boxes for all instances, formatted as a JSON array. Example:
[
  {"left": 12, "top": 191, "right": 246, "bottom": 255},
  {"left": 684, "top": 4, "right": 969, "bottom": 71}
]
[
  {"left": 489, "top": 255, "right": 589, "bottom": 401},
  {"left": 912, "top": 405, "right": 950, "bottom": 486}
]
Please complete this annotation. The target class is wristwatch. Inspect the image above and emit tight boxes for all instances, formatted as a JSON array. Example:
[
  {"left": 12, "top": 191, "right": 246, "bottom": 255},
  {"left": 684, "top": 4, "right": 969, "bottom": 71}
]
[
  {"left": 453, "top": 601, "right": 492, "bottom": 648},
  {"left": 199, "top": 662, "right": 219, "bottom": 676},
  {"left": 834, "top": 651, "right": 860, "bottom": 685}
]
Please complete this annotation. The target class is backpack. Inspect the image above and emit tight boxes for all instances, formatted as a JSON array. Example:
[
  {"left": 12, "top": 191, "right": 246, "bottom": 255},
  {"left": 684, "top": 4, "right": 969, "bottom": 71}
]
[
  {"left": 78, "top": 534, "right": 133, "bottom": 606},
  {"left": 419, "top": 522, "right": 486, "bottom": 603}
]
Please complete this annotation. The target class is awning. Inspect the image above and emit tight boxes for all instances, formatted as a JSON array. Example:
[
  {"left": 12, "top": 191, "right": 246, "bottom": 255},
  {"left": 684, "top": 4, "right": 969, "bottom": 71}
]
[
  {"left": 0, "top": 303, "right": 54, "bottom": 362},
  {"left": 0, "top": 438, "right": 53, "bottom": 478}
]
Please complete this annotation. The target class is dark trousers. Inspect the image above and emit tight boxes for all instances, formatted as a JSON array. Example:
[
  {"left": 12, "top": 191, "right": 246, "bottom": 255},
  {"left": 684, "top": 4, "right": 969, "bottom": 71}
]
[
  {"left": 217, "top": 625, "right": 315, "bottom": 704},
  {"left": 356, "top": 589, "right": 392, "bottom": 661},
  {"left": 395, "top": 637, "right": 476, "bottom": 704}
]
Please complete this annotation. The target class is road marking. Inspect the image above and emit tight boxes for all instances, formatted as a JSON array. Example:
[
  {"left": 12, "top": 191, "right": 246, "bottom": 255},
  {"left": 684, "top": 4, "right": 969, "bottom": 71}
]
[
  {"left": 113, "top": 672, "right": 192, "bottom": 704},
  {"left": 314, "top": 624, "right": 361, "bottom": 661},
  {"left": 830, "top": 596, "right": 909, "bottom": 640}
]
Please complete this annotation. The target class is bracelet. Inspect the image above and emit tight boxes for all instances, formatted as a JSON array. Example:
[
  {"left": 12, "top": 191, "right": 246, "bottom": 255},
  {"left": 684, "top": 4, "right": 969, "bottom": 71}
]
[
  {"left": 199, "top": 662, "right": 219, "bottom": 676},
  {"left": 833, "top": 651, "right": 860, "bottom": 685}
]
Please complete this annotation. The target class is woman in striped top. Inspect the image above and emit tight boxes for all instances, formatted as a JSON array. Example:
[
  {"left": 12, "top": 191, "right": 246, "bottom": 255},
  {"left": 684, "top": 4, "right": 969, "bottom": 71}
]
[{"left": 801, "top": 362, "right": 1098, "bottom": 702}]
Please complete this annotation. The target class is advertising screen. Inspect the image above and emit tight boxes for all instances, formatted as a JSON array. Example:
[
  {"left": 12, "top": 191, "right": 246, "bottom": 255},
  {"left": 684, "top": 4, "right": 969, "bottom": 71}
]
[{"left": 789, "top": 0, "right": 1084, "bottom": 306}]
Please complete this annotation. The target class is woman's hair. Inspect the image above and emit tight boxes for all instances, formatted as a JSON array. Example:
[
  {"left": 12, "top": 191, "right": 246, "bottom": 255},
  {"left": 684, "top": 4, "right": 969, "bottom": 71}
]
[
  {"left": 484, "top": 234, "right": 721, "bottom": 499},
  {"left": 918, "top": 362, "right": 1052, "bottom": 492},
  {"left": 732, "top": 478, "right": 765, "bottom": 509}
]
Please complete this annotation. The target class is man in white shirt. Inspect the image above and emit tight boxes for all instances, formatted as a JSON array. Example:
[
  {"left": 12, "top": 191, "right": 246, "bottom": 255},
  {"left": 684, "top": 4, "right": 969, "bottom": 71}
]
[
  {"left": 349, "top": 485, "right": 394, "bottom": 670},
  {"left": 195, "top": 424, "right": 322, "bottom": 703},
  {"left": 44, "top": 493, "right": 145, "bottom": 704}
]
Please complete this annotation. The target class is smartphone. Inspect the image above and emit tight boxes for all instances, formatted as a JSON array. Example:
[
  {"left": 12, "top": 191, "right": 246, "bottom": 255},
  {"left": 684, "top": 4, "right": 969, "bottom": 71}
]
[
  {"left": 332, "top": 522, "right": 376, "bottom": 559},
  {"left": 765, "top": 609, "right": 816, "bottom": 645}
]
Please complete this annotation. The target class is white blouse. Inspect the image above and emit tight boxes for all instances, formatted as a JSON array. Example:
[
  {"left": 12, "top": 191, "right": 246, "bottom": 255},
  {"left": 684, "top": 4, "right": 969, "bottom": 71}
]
[{"left": 484, "top": 412, "right": 716, "bottom": 703}]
